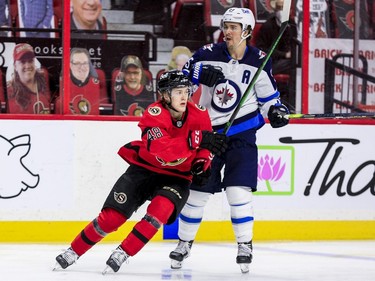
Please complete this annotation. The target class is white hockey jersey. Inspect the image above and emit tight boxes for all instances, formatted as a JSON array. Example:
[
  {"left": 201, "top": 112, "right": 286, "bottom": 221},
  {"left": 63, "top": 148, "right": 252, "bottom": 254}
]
[{"left": 183, "top": 42, "right": 280, "bottom": 136}]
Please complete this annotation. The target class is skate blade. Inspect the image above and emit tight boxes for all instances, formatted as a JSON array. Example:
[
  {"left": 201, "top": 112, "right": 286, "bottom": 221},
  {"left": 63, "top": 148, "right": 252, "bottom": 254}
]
[
  {"left": 239, "top": 263, "right": 250, "bottom": 274},
  {"left": 170, "top": 259, "right": 183, "bottom": 269},
  {"left": 102, "top": 265, "right": 115, "bottom": 275},
  {"left": 52, "top": 262, "right": 63, "bottom": 271}
]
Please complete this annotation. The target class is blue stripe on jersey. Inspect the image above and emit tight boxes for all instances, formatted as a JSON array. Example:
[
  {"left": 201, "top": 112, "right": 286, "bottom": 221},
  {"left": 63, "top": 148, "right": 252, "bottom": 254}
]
[
  {"left": 231, "top": 216, "right": 254, "bottom": 224},
  {"left": 213, "top": 111, "right": 265, "bottom": 136},
  {"left": 258, "top": 91, "right": 280, "bottom": 103},
  {"left": 180, "top": 213, "right": 202, "bottom": 224}
]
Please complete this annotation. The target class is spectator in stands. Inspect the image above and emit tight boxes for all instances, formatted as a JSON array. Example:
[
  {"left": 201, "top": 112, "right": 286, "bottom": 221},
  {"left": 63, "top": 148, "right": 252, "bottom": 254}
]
[
  {"left": 167, "top": 46, "right": 192, "bottom": 71},
  {"left": 113, "top": 55, "right": 155, "bottom": 116},
  {"left": 0, "top": 0, "right": 10, "bottom": 36},
  {"left": 6, "top": 43, "right": 51, "bottom": 114},
  {"left": 56, "top": 48, "right": 101, "bottom": 115},
  {"left": 255, "top": 0, "right": 297, "bottom": 110},
  {"left": 256, "top": 0, "right": 294, "bottom": 76},
  {"left": 71, "top": 0, "right": 105, "bottom": 39},
  {"left": 19, "top": 0, "right": 54, "bottom": 38}
]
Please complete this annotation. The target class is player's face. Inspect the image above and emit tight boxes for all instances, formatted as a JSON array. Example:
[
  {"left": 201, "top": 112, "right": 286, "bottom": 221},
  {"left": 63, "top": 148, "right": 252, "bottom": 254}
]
[
  {"left": 70, "top": 52, "right": 90, "bottom": 82},
  {"left": 124, "top": 66, "right": 142, "bottom": 91},
  {"left": 223, "top": 22, "right": 243, "bottom": 50},
  {"left": 170, "top": 86, "right": 189, "bottom": 113},
  {"left": 72, "top": 0, "right": 102, "bottom": 27},
  {"left": 14, "top": 57, "right": 36, "bottom": 84}
]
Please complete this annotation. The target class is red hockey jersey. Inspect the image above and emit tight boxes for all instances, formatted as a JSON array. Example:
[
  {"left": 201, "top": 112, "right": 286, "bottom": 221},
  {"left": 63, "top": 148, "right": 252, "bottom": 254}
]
[{"left": 118, "top": 100, "right": 213, "bottom": 181}]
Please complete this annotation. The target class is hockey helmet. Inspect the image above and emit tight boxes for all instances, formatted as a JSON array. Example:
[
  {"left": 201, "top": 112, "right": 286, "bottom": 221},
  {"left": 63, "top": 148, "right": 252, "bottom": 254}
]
[
  {"left": 157, "top": 70, "right": 192, "bottom": 95},
  {"left": 220, "top": 8, "right": 255, "bottom": 33}
]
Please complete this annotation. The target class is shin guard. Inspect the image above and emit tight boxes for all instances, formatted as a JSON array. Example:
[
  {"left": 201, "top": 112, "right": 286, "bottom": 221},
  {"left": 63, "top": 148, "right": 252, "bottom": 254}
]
[
  {"left": 71, "top": 208, "right": 126, "bottom": 256},
  {"left": 121, "top": 196, "right": 174, "bottom": 256},
  {"left": 226, "top": 186, "right": 254, "bottom": 243}
]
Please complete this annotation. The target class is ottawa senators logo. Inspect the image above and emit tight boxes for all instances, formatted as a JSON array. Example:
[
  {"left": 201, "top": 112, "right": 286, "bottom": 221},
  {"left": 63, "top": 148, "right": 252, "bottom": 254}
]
[
  {"left": 195, "top": 104, "right": 206, "bottom": 111},
  {"left": 156, "top": 157, "right": 187, "bottom": 166},
  {"left": 148, "top": 106, "right": 162, "bottom": 116},
  {"left": 70, "top": 94, "right": 91, "bottom": 114},
  {"left": 216, "top": 0, "right": 235, "bottom": 9},
  {"left": 114, "top": 192, "right": 127, "bottom": 204}
]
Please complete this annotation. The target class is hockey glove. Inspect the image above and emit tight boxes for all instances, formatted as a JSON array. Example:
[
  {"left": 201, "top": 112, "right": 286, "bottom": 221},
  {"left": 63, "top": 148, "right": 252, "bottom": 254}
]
[
  {"left": 188, "top": 130, "right": 228, "bottom": 156},
  {"left": 268, "top": 103, "right": 290, "bottom": 128},
  {"left": 189, "top": 63, "right": 224, "bottom": 87},
  {"left": 191, "top": 158, "right": 211, "bottom": 175},
  {"left": 192, "top": 168, "right": 211, "bottom": 186}
]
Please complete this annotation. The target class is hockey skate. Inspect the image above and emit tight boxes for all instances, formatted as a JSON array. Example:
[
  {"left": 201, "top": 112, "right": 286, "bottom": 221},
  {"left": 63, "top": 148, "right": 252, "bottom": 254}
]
[
  {"left": 169, "top": 240, "right": 193, "bottom": 269},
  {"left": 236, "top": 241, "right": 253, "bottom": 273},
  {"left": 102, "top": 246, "right": 129, "bottom": 274},
  {"left": 54, "top": 247, "right": 79, "bottom": 270}
]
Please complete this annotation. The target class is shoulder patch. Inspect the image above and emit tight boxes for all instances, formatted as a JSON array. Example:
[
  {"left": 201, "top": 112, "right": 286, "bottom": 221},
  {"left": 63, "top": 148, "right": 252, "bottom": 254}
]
[
  {"left": 195, "top": 103, "right": 206, "bottom": 111},
  {"left": 148, "top": 106, "right": 162, "bottom": 116}
]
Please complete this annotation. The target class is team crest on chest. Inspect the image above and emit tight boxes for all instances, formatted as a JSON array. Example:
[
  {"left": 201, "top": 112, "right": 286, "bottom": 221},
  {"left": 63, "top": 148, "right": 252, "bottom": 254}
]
[{"left": 212, "top": 79, "right": 241, "bottom": 113}]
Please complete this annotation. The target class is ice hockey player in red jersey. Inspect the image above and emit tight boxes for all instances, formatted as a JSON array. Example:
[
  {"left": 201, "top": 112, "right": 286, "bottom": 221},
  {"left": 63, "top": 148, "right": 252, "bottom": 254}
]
[{"left": 53, "top": 70, "right": 228, "bottom": 274}]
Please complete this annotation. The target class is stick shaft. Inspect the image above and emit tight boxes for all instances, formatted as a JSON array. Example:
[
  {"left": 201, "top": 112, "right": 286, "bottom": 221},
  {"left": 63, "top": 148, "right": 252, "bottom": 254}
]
[{"left": 286, "top": 113, "right": 375, "bottom": 119}]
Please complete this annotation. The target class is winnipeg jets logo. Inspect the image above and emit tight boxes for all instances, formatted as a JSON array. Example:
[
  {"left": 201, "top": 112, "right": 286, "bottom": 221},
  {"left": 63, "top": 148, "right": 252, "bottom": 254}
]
[
  {"left": 258, "top": 50, "right": 266, "bottom": 60},
  {"left": 216, "top": 81, "right": 234, "bottom": 106},
  {"left": 212, "top": 79, "right": 241, "bottom": 113},
  {"left": 202, "top": 44, "right": 214, "bottom": 52}
]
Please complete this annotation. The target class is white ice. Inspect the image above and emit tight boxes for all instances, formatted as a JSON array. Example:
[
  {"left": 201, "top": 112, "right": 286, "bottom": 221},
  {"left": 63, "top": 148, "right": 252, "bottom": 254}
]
[{"left": 1, "top": 241, "right": 375, "bottom": 281}]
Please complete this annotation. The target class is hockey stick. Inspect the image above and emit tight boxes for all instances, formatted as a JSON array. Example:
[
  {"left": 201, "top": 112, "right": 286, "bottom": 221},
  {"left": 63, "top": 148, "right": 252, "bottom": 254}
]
[
  {"left": 223, "top": 0, "right": 292, "bottom": 134},
  {"left": 285, "top": 112, "right": 375, "bottom": 119}
]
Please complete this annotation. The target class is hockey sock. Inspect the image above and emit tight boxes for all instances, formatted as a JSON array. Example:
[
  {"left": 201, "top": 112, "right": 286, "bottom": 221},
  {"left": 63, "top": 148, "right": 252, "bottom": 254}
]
[
  {"left": 121, "top": 195, "right": 174, "bottom": 256},
  {"left": 226, "top": 186, "right": 254, "bottom": 243},
  {"left": 178, "top": 189, "right": 210, "bottom": 241},
  {"left": 71, "top": 208, "right": 127, "bottom": 256}
]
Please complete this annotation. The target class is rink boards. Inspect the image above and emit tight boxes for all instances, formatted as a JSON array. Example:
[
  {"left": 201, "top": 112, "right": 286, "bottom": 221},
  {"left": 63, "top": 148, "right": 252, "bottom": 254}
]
[{"left": 0, "top": 118, "right": 374, "bottom": 242}]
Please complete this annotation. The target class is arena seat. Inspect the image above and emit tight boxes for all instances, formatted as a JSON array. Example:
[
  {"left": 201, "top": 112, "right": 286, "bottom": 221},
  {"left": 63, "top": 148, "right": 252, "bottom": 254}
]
[
  {"left": 172, "top": 0, "right": 207, "bottom": 50},
  {"left": 95, "top": 68, "right": 109, "bottom": 104},
  {"left": 95, "top": 68, "right": 113, "bottom": 114}
]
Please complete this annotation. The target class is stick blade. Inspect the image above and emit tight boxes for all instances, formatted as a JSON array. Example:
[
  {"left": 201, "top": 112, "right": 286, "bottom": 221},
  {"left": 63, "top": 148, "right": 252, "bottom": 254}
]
[{"left": 281, "top": 0, "right": 292, "bottom": 23}]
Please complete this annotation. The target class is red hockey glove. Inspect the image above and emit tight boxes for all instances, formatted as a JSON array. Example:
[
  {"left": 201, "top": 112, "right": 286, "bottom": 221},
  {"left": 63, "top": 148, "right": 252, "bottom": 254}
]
[{"left": 191, "top": 158, "right": 211, "bottom": 175}]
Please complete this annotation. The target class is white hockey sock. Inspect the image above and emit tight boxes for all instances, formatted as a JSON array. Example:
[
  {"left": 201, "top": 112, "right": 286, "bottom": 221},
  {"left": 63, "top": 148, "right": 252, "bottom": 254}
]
[
  {"left": 226, "top": 186, "right": 254, "bottom": 243},
  {"left": 178, "top": 190, "right": 211, "bottom": 241}
]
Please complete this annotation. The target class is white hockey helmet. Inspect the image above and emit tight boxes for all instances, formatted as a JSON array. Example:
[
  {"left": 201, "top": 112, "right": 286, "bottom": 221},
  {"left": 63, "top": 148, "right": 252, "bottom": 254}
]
[{"left": 220, "top": 8, "right": 255, "bottom": 33}]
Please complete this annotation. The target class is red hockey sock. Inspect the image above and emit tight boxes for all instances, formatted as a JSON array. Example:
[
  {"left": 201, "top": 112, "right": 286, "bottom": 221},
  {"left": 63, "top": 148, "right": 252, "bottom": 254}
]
[
  {"left": 71, "top": 208, "right": 127, "bottom": 256},
  {"left": 121, "top": 196, "right": 174, "bottom": 256}
]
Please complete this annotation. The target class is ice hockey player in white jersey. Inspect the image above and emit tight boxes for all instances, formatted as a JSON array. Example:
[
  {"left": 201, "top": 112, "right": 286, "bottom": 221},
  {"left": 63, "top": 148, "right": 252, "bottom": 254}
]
[{"left": 169, "top": 7, "right": 290, "bottom": 274}]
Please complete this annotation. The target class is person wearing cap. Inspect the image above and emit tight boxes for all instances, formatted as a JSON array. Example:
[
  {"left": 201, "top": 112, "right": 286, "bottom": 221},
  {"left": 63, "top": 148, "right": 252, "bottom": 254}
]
[
  {"left": 6, "top": 43, "right": 51, "bottom": 114},
  {"left": 71, "top": 0, "right": 106, "bottom": 39},
  {"left": 54, "top": 70, "right": 228, "bottom": 274},
  {"left": 55, "top": 48, "right": 101, "bottom": 115},
  {"left": 19, "top": 0, "right": 53, "bottom": 38},
  {"left": 113, "top": 55, "right": 155, "bottom": 116}
]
